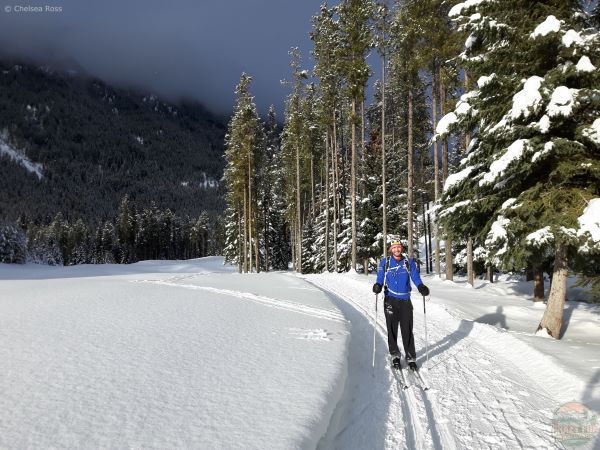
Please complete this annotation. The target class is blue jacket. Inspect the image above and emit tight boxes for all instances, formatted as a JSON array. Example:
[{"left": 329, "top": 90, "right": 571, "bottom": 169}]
[{"left": 376, "top": 256, "right": 423, "bottom": 300}]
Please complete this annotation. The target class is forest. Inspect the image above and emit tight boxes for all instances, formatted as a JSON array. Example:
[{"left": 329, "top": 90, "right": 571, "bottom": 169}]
[
  {"left": 222, "top": 0, "right": 600, "bottom": 337},
  {"left": 0, "top": 60, "right": 228, "bottom": 265}
]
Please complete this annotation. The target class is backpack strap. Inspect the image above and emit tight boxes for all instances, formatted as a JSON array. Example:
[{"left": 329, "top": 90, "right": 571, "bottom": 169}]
[
  {"left": 403, "top": 256, "right": 415, "bottom": 283},
  {"left": 383, "top": 256, "right": 391, "bottom": 290},
  {"left": 403, "top": 257, "right": 410, "bottom": 272}
]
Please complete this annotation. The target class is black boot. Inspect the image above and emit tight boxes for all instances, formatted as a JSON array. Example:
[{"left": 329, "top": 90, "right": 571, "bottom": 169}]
[
  {"left": 406, "top": 355, "right": 418, "bottom": 371},
  {"left": 391, "top": 354, "right": 401, "bottom": 370}
]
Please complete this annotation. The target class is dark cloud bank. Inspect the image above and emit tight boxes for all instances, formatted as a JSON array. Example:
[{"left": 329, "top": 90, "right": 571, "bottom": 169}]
[{"left": 0, "top": 0, "right": 324, "bottom": 116}]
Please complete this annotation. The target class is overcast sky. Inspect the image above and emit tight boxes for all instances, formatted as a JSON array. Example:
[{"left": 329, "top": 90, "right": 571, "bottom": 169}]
[{"left": 0, "top": 0, "right": 328, "bottom": 117}]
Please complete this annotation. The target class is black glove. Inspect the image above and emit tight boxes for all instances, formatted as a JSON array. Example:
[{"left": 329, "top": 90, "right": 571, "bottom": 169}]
[
  {"left": 372, "top": 283, "right": 383, "bottom": 294},
  {"left": 417, "top": 284, "right": 429, "bottom": 296}
]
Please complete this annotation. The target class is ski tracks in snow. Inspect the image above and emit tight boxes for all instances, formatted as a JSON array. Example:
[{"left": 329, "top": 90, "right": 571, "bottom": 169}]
[
  {"left": 135, "top": 277, "right": 346, "bottom": 324},
  {"left": 305, "top": 274, "right": 559, "bottom": 450},
  {"left": 306, "top": 276, "right": 455, "bottom": 450}
]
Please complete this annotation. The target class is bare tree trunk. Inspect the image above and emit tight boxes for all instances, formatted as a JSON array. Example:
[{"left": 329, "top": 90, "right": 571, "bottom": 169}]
[
  {"left": 238, "top": 202, "right": 243, "bottom": 273},
  {"left": 324, "top": 132, "right": 330, "bottom": 272},
  {"left": 427, "top": 210, "right": 433, "bottom": 272},
  {"left": 432, "top": 66, "right": 441, "bottom": 276},
  {"left": 243, "top": 188, "right": 248, "bottom": 273},
  {"left": 381, "top": 54, "right": 387, "bottom": 259},
  {"left": 440, "top": 67, "right": 452, "bottom": 279},
  {"left": 248, "top": 156, "right": 253, "bottom": 273},
  {"left": 445, "top": 238, "right": 453, "bottom": 281},
  {"left": 360, "top": 98, "right": 366, "bottom": 274},
  {"left": 296, "top": 137, "right": 302, "bottom": 273},
  {"left": 264, "top": 204, "right": 269, "bottom": 272},
  {"left": 291, "top": 223, "right": 296, "bottom": 271},
  {"left": 537, "top": 241, "right": 568, "bottom": 338},
  {"left": 332, "top": 113, "right": 339, "bottom": 273},
  {"left": 440, "top": 72, "right": 449, "bottom": 183},
  {"left": 423, "top": 200, "right": 429, "bottom": 274},
  {"left": 464, "top": 72, "right": 473, "bottom": 286},
  {"left": 488, "top": 265, "right": 494, "bottom": 283},
  {"left": 254, "top": 211, "right": 260, "bottom": 273},
  {"left": 407, "top": 88, "right": 414, "bottom": 258},
  {"left": 533, "top": 266, "right": 545, "bottom": 301},
  {"left": 310, "top": 153, "right": 315, "bottom": 217},
  {"left": 467, "top": 236, "right": 474, "bottom": 286},
  {"left": 351, "top": 97, "right": 357, "bottom": 271}
]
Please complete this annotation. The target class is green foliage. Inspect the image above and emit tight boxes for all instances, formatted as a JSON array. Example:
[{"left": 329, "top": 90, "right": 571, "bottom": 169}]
[{"left": 438, "top": 0, "right": 600, "bottom": 274}]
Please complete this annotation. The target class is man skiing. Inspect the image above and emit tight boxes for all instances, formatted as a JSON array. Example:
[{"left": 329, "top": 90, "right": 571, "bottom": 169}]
[{"left": 372, "top": 240, "right": 429, "bottom": 371}]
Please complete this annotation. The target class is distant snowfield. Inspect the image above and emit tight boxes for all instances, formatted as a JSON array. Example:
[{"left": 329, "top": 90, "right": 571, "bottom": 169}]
[{"left": 1, "top": 258, "right": 599, "bottom": 449}]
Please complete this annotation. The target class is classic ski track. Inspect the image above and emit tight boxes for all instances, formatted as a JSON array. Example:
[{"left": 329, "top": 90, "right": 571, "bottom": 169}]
[
  {"left": 305, "top": 278, "right": 448, "bottom": 450},
  {"left": 306, "top": 275, "right": 564, "bottom": 450},
  {"left": 137, "top": 279, "right": 347, "bottom": 323}
]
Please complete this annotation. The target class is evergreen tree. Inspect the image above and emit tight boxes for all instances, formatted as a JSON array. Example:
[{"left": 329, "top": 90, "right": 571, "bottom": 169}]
[
  {"left": 338, "top": 0, "right": 375, "bottom": 271},
  {"left": 0, "top": 224, "right": 27, "bottom": 264},
  {"left": 437, "top": 0, "right": 600, "bottom": 336},
  {"left": 222, "top": 73, "right": 265, "bottom": 272}
]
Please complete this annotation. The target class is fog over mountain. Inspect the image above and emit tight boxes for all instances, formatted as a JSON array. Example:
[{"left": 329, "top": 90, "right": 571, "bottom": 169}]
[{"left": 0, "top": 0, "right": 323, "bottom": 116}]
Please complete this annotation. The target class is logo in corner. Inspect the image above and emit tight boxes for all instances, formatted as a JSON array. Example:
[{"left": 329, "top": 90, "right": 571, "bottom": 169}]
[{"left": 553, "top": 402, "right": 598, "bottom": 448}]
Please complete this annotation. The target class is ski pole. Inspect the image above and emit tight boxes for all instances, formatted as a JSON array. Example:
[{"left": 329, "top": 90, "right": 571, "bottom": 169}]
[
  {"left": 372, "top": 293, "right": 378, "bottom": 371},
  {"left": 423, "top": 295, "right": 429, "bottom": 368}
]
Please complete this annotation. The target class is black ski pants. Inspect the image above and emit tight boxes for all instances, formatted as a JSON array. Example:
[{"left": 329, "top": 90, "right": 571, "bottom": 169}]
[{"left": 383, "top": 296, "right": 416, "bottom": 360}]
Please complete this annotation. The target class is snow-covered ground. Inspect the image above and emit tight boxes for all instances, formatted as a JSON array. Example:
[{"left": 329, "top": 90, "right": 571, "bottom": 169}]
[
  {"left": 1, "top": 257, "right": 599, "bottom": 449},
  {"left": 0, "top": 258, "right": 349, "bottom": 449}
]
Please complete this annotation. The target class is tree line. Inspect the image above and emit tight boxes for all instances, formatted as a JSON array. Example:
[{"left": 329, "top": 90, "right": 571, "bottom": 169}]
[
  {"left": 0, "top": 196, "right": 223, "bottom": 265},
  {"left": 222, "top": 0, "right": 600, "bottom": 338}
]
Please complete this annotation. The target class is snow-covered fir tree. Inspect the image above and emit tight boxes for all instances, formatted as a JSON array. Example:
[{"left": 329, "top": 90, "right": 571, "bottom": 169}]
[
  {"left": 436, "top": 0, "right": 600, "bottom": 337},
  {"left": 0, "top": 224, "right": 27, "bottom": 264}
]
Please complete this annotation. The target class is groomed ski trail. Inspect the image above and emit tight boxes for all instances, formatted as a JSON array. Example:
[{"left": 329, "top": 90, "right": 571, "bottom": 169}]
[
  {"left": 305, "top": 275, "right": 455, "bottom": 450},
  {"left": 304, "top": 273, "right": 560, "bottom": 450}
]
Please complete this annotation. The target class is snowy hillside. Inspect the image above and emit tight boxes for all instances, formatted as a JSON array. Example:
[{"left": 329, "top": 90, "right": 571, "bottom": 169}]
[
  {"left": 1, "top": 258, "right": 599, "bottom": 448},
  {"left": 0, "top": 132, "right": 43, "bottom": 179}
]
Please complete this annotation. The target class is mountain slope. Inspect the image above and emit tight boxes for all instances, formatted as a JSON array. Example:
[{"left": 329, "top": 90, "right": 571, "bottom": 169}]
[{"left": 0, "top": 60, "right": 227, "bottom": 223}]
